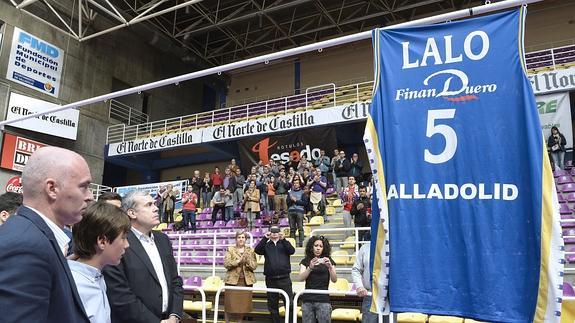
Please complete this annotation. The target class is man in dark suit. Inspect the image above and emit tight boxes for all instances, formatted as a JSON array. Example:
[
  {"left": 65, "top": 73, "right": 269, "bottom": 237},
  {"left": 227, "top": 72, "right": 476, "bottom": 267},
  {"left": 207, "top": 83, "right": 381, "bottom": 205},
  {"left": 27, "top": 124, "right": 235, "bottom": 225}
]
[
  {"left": 104, "top": 190, "right": 183, "bottom": 323},
  {"left": 0, "top": 147, "right": 93, "bottom": 323}
]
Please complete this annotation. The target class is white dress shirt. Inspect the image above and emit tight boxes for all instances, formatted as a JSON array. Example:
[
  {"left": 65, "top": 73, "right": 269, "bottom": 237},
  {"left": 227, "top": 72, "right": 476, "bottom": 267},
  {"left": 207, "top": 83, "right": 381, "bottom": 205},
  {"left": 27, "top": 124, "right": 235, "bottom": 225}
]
[
  {"left": 28, "top": 206, "right": 70, "bottom": 256},
  {"left": 68, "top": 260, "right": 111, "bottom": 323},
  {"left": 131, "top": 227, "right": 169, "bottom": 312}
]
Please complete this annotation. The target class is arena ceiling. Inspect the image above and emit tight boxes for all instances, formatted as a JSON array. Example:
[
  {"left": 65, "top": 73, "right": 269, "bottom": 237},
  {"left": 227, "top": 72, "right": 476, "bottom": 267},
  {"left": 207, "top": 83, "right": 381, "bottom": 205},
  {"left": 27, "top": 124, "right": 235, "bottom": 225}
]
[{"left": 8, "top": 0, "right": 481, "bottom": 67}]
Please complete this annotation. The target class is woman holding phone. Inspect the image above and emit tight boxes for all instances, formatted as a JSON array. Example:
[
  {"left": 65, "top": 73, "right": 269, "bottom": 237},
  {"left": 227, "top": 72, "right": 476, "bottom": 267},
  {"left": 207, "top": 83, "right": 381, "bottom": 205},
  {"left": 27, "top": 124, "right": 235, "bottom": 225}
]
[{"left": 297, "top": 235, "right": 337, "bottom": 322}]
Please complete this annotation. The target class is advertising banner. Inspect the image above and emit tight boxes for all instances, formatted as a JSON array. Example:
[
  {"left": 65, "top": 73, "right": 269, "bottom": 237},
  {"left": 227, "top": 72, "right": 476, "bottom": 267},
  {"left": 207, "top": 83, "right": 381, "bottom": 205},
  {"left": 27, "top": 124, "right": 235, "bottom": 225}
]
[
  {"left": 107, "top": 129, "right": 202, "bottom": 157},
  {"left": 6, "top": 92, "right": 79, "bottom": 140},
  {"left": 365, "top": 9, "right": 562, "bottom": 322},
  {"left": 0, "top": 133, "right": 47, "bottom": 172},
  {"left": 6, "top": 27, "right": 64, "bottom": 97},
  {"left": 238, "top": 127, "right": 337, "bottom": 173},
  {"left": 537, "top": 92, "right": 573, "bottom": 148},
  {"left": 202, "top": 102, "right": 368, "bottom": 143},
  {"left": 529, "top": 67, "right": 575, "bottom": 95},
  {"left": 115, "top": 179, "right": 188, "bottom": 201}
]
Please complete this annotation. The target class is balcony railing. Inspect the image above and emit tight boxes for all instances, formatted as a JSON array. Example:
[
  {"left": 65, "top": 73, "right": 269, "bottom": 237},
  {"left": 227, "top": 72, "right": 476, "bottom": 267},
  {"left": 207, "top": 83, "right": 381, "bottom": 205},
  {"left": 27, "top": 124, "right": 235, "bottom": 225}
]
[
  {"left": 525, "top": 44, "right": 575, "bottom": 71},
  {"left": 106, "top": 44, "right": 575, "bottom": 146},
  {"left": 106, "top": 81, "right": 374, "bottom": 144}
]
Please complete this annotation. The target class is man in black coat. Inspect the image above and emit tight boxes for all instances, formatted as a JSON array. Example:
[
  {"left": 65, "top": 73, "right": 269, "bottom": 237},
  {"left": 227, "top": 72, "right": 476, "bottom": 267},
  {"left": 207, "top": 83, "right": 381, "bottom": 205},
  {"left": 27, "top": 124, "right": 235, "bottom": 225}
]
[{"left": 104, "top": 190, "right": 183, "bottom": 323}]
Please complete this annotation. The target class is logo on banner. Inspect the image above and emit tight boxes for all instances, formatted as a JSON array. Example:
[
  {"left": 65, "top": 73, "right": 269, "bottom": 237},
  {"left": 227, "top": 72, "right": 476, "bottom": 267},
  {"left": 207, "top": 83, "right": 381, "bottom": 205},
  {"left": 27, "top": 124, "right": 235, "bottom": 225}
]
[
  {"left": 5, "top": 176, "right": 23, "bottom": 194},
  {"left": 396, "top": 32, "right": 497, "bottom": 103},
  {"left": 251, "top": 137, "right": 322, "bottom": 164},
  {"left": 6, "top": 28, "right": 64, "bottom": 97}
]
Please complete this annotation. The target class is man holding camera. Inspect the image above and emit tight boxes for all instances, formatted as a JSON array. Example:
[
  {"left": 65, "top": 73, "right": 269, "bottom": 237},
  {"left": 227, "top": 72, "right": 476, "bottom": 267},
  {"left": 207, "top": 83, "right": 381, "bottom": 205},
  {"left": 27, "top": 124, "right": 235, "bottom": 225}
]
[{"left": 255, "top": 225, "right": 295, "bottom": 323}]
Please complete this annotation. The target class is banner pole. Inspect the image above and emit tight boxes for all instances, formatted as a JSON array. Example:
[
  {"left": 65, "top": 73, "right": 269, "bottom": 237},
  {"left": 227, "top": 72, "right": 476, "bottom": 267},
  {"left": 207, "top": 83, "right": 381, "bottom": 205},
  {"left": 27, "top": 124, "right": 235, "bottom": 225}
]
[{"left": 0, "top": 0, "right": 542, "bottom": 128}]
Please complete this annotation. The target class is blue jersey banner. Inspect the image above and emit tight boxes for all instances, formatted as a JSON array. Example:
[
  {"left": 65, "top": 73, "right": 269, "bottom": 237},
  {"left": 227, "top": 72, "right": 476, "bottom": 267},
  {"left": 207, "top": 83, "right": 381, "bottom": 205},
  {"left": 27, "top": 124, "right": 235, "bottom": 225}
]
[{"left": 365, "top": 9, "right": 564, "bottom": 322}]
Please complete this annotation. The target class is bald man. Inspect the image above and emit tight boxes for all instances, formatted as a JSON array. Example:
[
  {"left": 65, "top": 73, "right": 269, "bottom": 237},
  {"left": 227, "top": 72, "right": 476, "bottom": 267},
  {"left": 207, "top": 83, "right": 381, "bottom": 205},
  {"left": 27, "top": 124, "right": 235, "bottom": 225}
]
[{"left": 0, "top": 147, "right": 93, "bottom": 323}]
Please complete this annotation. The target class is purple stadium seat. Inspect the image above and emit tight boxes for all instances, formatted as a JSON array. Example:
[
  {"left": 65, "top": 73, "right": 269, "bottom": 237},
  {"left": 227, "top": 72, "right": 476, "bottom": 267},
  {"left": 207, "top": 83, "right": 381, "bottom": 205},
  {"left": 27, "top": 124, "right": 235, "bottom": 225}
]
[
  {"left": 226, "top": 220, "right": 237, "bottom": 228},
  {"left": 215, "top": 251, "right": 225, "bottom": 265},
  {"left": 251, "top": 228, "right": 264, "bottom": 238},
  {"left": 566, "top": 160, "right": 574, "bottom": 170},
  {"left": 193, "top": 252, "right": 207, "bottom": 265},
  {"left": 560, "top": 203, "right": 572, "bottom": 215},
  {"left": 558, "top": 193, "right": 567, "bottom": 204},
  {"left": 564, "top": 283, "right": 575, "bottom": 297},
  {"left": 254, "top": 218, "right": 264, "bottom": 228},
  {"left": 213, "top": 220, "right": 226, "bottom": 229},
  {"left": 567, "top": 248, "right": 575, "bottom": 264},
  {"left": 180, "top": 251, "right": 193, "bottom": 265},
  {"left": 561, "top": 183, "right": 575, "bottom": 193},
  {"left": 565, "top": 193, "right": 575, "bottom": 203},
  {"left": 555, "top": 170, "right": 570, "bottom": 178},
  {"left": 557, "top": 176, "right": 574, "bottom": 185},
  {"left": 185, "top": 276, "right": 203, "bottom": 287},
  {"left": 563, "top": 215, "right": 575, "bottom": 228},
  {"left": 279, "top": 218, "right": 289, "bottom": 227},
  {"left": 564, "top": 229, "right": 575, "bottom": 243}
]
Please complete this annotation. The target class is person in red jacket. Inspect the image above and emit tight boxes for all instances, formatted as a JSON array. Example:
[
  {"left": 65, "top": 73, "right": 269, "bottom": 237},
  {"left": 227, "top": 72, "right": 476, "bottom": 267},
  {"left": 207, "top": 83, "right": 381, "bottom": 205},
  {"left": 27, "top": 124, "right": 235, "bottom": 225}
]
[
  {"left": 182, "top": 185, "right": 198, "bottom": 232},
  {"left": 211, "top": 166, "right": 223, "bottom": 192}
]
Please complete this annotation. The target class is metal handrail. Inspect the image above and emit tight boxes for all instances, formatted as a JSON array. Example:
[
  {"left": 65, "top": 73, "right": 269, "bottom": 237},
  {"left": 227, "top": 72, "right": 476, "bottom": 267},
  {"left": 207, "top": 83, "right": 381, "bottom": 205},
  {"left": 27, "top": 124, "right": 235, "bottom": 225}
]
[
  {"left": 213, "top": 286, "right": 290, "bottom": 323},
  {"left": 106, "top": 80, "right": 374, "bottom": 144},
  {"left": 170, "top": 231, "right": 254, "bottom": 276},
  {"left": 182, "top": 285, "right": 207, "bottom": 323},
  {"left": 292, "top": 289, "right": 388, "bottom": 323}
]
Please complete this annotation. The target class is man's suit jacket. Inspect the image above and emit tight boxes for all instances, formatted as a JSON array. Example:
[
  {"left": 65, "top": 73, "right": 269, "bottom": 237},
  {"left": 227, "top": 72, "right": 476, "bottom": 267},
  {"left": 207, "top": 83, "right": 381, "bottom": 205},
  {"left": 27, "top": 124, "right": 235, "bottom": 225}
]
[
  {"left": 0, "top": 206, "right": 90, "bottom": 323},
  {"left": 103, "top": 230, "right": 184, "bottom": 323}
]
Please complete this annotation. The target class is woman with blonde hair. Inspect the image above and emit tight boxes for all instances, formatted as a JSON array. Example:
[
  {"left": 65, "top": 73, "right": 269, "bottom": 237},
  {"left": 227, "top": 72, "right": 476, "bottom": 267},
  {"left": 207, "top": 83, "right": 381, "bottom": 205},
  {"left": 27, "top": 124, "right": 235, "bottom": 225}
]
[{"left": 224, "top": 230, "right": 257, "bottom": 323}]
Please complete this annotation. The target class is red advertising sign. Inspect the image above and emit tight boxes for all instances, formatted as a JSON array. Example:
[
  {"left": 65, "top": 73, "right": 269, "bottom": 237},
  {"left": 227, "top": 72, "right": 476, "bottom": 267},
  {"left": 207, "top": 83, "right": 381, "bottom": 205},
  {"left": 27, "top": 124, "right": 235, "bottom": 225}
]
[
  {"left": 1, "top": 133, "right": 47, "bottom": 172},
  {"left": 5, "top": 176, "right": 22, "bottom": 193}
]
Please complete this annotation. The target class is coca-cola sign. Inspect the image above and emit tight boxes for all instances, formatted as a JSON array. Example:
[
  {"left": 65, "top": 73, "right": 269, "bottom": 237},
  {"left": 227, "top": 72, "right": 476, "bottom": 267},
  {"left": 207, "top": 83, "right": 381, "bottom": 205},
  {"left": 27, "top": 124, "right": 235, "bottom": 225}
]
[{"left": 5, "top": 176, "right": 22, "bottom": 193}]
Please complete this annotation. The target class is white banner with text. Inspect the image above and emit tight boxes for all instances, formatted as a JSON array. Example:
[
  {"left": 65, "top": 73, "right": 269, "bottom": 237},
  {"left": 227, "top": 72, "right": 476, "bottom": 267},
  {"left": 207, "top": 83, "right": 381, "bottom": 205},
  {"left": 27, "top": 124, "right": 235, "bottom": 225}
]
[{"left": 6, "top": 92, "right": 79, "bottom": 140}]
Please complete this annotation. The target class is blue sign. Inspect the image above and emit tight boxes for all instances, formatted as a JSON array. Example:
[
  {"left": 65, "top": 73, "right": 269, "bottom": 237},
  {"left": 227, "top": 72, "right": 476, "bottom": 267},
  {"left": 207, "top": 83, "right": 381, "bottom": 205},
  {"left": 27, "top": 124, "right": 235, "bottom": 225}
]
[{"left": 365, "top": 9, "right": 563, "bottom": 322}]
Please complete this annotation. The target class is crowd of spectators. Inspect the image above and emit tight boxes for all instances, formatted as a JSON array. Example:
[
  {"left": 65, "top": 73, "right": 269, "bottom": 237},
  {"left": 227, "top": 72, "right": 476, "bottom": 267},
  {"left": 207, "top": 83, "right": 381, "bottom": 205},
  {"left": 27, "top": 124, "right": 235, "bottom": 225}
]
[{"left": 153, "top": 150, "right": 374, "bottom": 245}]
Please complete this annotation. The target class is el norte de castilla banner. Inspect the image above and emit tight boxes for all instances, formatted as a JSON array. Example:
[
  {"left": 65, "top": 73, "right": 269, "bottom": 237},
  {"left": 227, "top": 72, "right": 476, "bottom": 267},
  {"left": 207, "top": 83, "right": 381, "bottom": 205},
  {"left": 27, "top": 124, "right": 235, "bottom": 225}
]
[{"left": 365, "top": 8, "right": 563, "bottom": 322}]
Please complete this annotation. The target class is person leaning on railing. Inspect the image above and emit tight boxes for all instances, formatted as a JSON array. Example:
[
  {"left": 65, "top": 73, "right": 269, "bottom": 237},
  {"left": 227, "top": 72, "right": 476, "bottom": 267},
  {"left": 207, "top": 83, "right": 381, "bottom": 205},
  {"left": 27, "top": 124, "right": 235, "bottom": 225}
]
[{"left": 224, "top": 230, "right": 257, "bottom": 323}]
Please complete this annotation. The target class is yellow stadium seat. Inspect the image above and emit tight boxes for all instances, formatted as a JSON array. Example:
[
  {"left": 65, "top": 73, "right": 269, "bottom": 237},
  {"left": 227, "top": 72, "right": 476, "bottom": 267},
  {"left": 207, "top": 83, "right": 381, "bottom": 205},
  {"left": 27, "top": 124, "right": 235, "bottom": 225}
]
[
  {"left": 464, "top": 319, "right": 487, "bottom": 323},
  {"left": 257, "top": 255, "right": 265, "bottom": 265},
  {"left": 331, "top": 199, "right": 342, "bottom": 207},
  {"left": 347, "top": 255, "right": 356, "bottom": 265},
  {"left": 331, "top": 250, "right": 349, "bottom": 266},
  {"left": 326, "top": 206, "right": 335, "bottom": 216},
  {"left": 153, "top": 223, "right": 167, "bottom": 231},
  {"left": 397, "top": 312, "right": 429, "bottom": 322},
  {"left": 174, "top": 215, "right": 183, "bottom": 222},
  {"left": 285, "top": 237, "right": 297, "bottom": 249},
  {"left": 329, "top": 278, "right": 350, "bottom": 292},
  {"left": 332, "top": 308, "right": 361, "bottom": 321},
  {"left": 279, "top": 306, "right": 302, "bottom": 317},
  {"left": 292, "top": 281, "right": 305, "bottom": 294},
  {"left": 341, "top": 236, "right": 356, "bottom": 249},
  {"left": 305, "top": 216, "right": 324, "bottom": 226},
  {"left": 304, "top": 226, "right": 311, "bottom": 236},
  {"left": 202, "top": 276, "right": 222, "bottom": 292},
  {"left": 183, "top": 300, "right": 213, "bottom": 311},
  {"left": 429, "top": 315, "right": 464, "bottom": 323}
]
